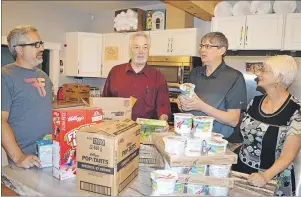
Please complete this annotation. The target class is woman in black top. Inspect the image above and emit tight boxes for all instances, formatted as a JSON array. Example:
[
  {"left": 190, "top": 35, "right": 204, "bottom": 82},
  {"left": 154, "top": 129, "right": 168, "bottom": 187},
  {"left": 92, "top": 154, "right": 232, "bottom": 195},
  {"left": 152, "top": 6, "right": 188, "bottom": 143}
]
[{"left": 232, "top": 55, "right": 301, "bottom": 196}]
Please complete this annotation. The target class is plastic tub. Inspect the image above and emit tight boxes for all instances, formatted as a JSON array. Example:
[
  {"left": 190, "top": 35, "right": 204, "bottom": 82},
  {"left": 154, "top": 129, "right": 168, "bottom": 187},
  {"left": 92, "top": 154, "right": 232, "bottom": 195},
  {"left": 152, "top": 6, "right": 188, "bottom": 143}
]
[
  {"left": 187, "top": 184, "right": 207, "bottom": 195},
  {"left": 180, "top": 83, "right": 195, "bottom": 97},
  {"left": 162, "top": 136, "right": 186, "bottom": 156},
  {"left": 208, "top": 164, "right": 231, "bottom": 178},
  {"left": 187, "top": 165, "right": 208, "bottom": 176},
  {"left": 206, "top": 138, "right": 228, "bottom": 155},
  {"left": 151, "top": 170, "right": 178, "bottom": 196},
  {"left": 192, "top": 116, "right": 214, "bottom": 139},
  {"left": 208, "top": 186, "right": 229, "bottom": 196},
  {"left": 174, "top": 113, "right": 194, "bottom": 136},
  {"left": 185, "top": 138, "right": 206, "bottom": 156}
]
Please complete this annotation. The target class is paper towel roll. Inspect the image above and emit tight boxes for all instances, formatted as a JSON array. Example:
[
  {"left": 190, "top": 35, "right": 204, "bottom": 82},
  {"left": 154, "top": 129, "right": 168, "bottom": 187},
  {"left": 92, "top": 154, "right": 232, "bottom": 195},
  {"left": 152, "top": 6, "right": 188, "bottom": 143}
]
[
  {"left": 214, "top": 1, "right": 233, "bottom": 17},
  {"left": 250, "top": 1, "right": 273, "bottom": 15},
  {"left": 233, "top": 1, "right": 251, "bottom": 16},
  {"left": 273, "top": 1, "right": 296, "bottom": 14}
]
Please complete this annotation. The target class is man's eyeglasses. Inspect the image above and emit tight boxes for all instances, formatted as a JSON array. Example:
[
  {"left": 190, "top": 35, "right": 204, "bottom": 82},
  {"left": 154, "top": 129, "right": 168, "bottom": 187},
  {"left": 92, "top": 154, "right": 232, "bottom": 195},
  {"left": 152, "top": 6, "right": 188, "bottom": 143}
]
[
  {"left": 14, "top": 41, "right": 44, "bottom": 48},
  {"left": 199, "top": 44, "right": 220, "bottom": 50}
]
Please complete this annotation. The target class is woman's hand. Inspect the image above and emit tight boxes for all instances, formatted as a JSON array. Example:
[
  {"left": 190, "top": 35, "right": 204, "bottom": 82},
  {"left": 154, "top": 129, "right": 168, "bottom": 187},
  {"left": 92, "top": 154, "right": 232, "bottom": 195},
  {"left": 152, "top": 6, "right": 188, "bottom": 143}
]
[{"left": 248, "top": 172, "right": 269, "bottom": 187}]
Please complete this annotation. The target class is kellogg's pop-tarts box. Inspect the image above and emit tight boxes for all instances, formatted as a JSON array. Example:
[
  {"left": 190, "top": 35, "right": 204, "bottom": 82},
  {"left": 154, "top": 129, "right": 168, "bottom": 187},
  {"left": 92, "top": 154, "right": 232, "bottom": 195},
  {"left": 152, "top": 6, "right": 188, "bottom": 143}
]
[{"left": 52, "top": 107, "right": 102, "bottom": 180}]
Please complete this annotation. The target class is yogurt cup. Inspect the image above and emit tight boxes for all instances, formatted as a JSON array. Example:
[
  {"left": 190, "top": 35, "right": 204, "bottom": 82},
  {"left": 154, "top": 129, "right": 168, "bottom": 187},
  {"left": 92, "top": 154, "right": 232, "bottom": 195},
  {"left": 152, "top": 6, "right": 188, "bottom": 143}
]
[
  {"left": 180, "top": 83, "right": 195, "bottom": 97},
  {"left": 211, "top": 132, "right": 224, "bottom": 140},
  {"left": 163, "top": 136, "right": 186, "bottom": 156},
  {"left": 209, "top": 165, "right": 232, "bottom": 178},
  {"left": 174, "top": 113, "right": 194, "bottom": 136},
  {"left": 192, "top": 116, "right": 214, "bottom": 139},
  {"left": 185, "top": 138, "right": 206, "bottom": 156},
  {"left": 187, "top": 184, "right": 207, "bottom": 195},
  {"left": 206, "top": 138, "right": 228, "bottom": 155},
  {"left": 208, "top": 186, "right": 229, "bottom": 196},
  {"left": 151, "top": 170, "right": 178, "bottom": 196},
  {"left": 164, "top": 158, "right": 186, "bottom": 174},
  {"left": 187, "top": 165, "right": 207, "bottom": 176}
]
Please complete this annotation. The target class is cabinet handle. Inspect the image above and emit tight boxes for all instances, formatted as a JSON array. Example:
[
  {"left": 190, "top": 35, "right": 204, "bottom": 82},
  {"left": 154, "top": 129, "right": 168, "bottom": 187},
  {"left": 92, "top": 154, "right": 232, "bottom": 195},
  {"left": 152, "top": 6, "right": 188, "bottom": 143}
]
[
  {"left": 77, "top": 62, "right": 79, "bottom": 74},
  {"left": 245, "top": 26, "right": 249, "bottom": 46},
  {"left": 240, "top": 26, "right": 243, "bottom": 46},
  {"left": 171, "top": 38, "right": 173, "bottom": 52},
  {"left": 167, "top": 38, "right": 170, "bottom": 52}
]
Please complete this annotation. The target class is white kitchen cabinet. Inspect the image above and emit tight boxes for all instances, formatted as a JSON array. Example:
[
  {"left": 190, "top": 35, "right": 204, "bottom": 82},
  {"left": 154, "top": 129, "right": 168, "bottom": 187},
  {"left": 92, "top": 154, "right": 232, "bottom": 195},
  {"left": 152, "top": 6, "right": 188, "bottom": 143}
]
[
  {"left": 149, "top": 28, "right": 201, "bottom": 56},
  {"left": 101, "top": 33, "right": 126, "bottom": 78},
  {"left": 283, "top": 13, "right": 301, "bottom": 51},
  {"left": 211, "top": 14, "right": 284, "bottom": 50},
  {"left": 212, "top": 16, "right": 246, "bottom": 50},
  {"left": 245, "top": 14, "right": 284, "bottom": 50},
  {"left": 64, "top": 32, "right": 102, "bottom": 77}
]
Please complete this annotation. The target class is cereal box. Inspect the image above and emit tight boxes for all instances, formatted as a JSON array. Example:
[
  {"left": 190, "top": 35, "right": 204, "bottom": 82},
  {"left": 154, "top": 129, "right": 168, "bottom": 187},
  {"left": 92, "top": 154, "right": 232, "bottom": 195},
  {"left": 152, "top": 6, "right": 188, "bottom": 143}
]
[{"left": 52, "top": 107, "right": 102, "bottom": 180}]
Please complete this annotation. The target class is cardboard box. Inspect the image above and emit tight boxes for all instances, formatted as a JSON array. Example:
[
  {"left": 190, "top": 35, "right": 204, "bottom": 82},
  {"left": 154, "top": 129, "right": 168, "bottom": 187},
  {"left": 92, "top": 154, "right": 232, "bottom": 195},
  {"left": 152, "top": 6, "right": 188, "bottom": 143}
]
[
  {"left": 146, "top": 9, "right": 166, "bottom": 31},
  {"left": 114, "top": 8, "right": 146, "bottom": 32},
  {"left": 36, "top": 139, "right": 52, "bottom": 168},
  {"left": 139, "top": 144, "right": 164, "bottom": 168},
  {"left": 136, "top": 118, "right": 167, "bottom": 144},
  {"left": 76, "top": 119, "right": 140, "bottom": 196},
  {"left": 152, "top": 132, "right": 238, "bottom": 167},
  {"left": 52, "top": 107, "right": 102, "bottom": 180},
  {"left": 63, "top": 84, "right": 90, "bottom": 103},
  {"left": 90, "top": 97, "right": 132, "bottom": 121}
]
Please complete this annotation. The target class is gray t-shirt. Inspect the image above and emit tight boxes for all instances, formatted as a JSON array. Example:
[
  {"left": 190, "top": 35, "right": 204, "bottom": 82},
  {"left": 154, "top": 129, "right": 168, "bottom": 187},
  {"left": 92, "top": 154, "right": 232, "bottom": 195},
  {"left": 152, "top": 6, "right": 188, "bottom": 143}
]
[
  {"left": 188, "top": 61, "right": 247, "bottom": 138},
  {"left": 2, "top": 64, "right": 52, "bottom": 155}
]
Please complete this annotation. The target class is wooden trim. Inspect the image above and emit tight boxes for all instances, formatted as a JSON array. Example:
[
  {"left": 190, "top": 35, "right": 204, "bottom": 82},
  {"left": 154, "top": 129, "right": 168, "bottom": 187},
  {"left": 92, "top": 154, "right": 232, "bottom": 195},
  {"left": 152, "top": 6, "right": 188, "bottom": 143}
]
[
  {"left": 1, "top": 184, "right": 19, "bottom": 196},
  {"left": 162, "top": 0, "right": 221, "bottom": 21}
]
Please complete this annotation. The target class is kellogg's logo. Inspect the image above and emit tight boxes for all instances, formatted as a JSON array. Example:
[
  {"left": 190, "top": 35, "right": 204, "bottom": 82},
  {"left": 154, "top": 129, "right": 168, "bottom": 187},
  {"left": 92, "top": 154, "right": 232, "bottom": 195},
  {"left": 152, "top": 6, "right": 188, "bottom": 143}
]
[{"left": 68, "top": 116, "right": 84, "bottom": 122}]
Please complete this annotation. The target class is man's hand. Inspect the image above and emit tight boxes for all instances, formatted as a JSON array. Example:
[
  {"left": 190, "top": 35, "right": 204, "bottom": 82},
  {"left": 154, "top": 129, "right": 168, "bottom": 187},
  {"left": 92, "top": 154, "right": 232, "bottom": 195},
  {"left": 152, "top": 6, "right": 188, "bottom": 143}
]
[
  {"left": 15, "top": 154, "right": 41, "bottom": 169},
  {"left": 248, "top": 172, "right": 268, "bottom": 187},
  {"left": 179, "top": 93, "right": 204, "bottom": 112}
]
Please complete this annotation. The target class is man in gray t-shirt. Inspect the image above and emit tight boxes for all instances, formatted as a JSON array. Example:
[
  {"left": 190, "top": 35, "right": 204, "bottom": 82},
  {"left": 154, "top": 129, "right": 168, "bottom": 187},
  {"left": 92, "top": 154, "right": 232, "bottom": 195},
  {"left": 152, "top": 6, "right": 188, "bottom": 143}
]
[
  {"left": 179, "top": 32, "right": 247, "bottom": 138},
  {"left": 2, "top": 25, "right": 52, "bottom": 169}
]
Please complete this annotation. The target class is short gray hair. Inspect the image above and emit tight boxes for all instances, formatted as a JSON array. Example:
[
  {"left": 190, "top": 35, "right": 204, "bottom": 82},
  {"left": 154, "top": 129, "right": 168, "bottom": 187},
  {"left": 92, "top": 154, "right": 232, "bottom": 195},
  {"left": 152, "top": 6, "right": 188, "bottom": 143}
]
[
  {"left": 7, "top": 25, "right": 38, "bottom": 57},
  {"left": 201, "top": 32, "right": 229, "bottom": 51},
  {"left": 129, "top": 31, "right": 151, "bottom": 48},
  {"left": 264, "top": 55, "right": 298, "bottom": 88}
]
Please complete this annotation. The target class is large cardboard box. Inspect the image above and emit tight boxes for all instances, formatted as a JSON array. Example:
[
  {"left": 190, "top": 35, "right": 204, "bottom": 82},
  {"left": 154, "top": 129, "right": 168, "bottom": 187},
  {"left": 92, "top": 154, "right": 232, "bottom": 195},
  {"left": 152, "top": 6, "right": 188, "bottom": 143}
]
[
  {"left": 52, "top": 107, "right": 102, "bottom": 180},
  {"left": 76, "top": 119, "right": 140, "bottom": 196},
  {"left": 63, "top": 84, "right": 90, "bottom": 103},
  {"left": 90, "top": 97, "right": 132, "bottom": 121}
]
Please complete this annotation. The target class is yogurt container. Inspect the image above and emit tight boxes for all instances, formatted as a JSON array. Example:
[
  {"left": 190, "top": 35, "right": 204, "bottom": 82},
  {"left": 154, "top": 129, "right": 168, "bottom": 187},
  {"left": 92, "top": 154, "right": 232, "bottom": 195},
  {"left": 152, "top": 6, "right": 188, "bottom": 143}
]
[
  {"left": 151, "top": 170, "right": 178, "bottom": 196},
  {"left": 209, "top": 165, "right": 232, "bottom": 178},
  {"left": 208, "top": 186, "right": 229, "bottom": 196},
  {"left": 174, "top": 113, "right": 194, "bottom": 136},
  {"left": 163, "top": 135, "right": 186, "bottom": 156},
  {"left": 163, "top": 158, "right": 186, "bottom": 194},
  {"left": 192, "top": 116, "right": 214, "bottom": 139},
  {"left": 185, "top": 138, "right": 206, "bottom": 156},
  {"left": 180, "top": 83, "right": 195, "bottom": 97},
  {"left": 187, "top": 165, "right": 207, "bottom": 176},
  {"left": 187, "top": 184, "right": 207, "bottom": 195},
  {"left": 211, "top": 132, "right": 224, "bottom": 140},
  {"left": 206, "top": 138, "right": 228, "bottom": 155}
]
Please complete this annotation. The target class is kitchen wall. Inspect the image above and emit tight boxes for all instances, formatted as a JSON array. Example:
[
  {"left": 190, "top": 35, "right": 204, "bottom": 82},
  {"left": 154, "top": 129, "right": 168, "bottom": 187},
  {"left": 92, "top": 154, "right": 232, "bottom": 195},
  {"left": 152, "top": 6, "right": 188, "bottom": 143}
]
[{"left": 225, "top": 56, "right": 301, "bottom": 101}]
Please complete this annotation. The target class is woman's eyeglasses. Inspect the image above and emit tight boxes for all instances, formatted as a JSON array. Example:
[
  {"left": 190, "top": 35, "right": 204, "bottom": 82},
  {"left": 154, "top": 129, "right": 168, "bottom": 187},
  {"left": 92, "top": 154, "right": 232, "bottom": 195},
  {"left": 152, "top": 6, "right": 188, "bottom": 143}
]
[
  {"left": 199, "top": 44, "right": 220, "bottom": 49},
  {"left": 14, "top": 41, "right": 44, "bottom": 48}
]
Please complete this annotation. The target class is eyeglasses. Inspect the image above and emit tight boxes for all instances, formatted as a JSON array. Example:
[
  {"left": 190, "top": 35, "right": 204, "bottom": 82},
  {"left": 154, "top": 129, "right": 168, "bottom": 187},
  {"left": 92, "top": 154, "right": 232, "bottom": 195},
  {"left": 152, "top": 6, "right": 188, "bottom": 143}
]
[
  {"left": 254, "top": 65, "right": 273, "bottom": 73},
  {"left": 199, "top": 44, "right": 220, "bottom": 49},
  {"left": 14, "top": 41, "right": 44, "bottom": 48}
]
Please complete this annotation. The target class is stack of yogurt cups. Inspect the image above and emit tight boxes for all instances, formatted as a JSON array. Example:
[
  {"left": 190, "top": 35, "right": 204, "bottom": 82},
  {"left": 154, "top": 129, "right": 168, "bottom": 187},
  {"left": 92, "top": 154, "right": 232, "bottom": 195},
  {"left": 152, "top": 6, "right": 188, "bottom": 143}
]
[{"left": 150, "top": 83, "right": 232, "bottom": 196}]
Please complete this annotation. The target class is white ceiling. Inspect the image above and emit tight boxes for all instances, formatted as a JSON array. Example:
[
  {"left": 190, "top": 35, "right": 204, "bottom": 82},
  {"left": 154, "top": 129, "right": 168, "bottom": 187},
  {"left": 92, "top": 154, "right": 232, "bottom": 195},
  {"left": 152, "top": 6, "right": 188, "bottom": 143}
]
[{"left": 41, "top": 1, "right": 164, "bottom": 13}]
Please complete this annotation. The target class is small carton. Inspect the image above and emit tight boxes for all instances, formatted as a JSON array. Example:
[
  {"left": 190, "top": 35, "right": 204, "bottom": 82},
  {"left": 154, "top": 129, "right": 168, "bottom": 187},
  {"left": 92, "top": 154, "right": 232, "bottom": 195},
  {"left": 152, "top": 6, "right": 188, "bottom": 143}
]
[
  {"left": 63, "top": 84, "right": 90, "bottom": 104},
  {"left": 52, "top": 107, "right": 102, "bottom": 180},
  {"left": 36, "top": 139, "right": 52, "bottom": 168},
  {"left": 76, "top": 119, "right": 140, "bottom": 196},
  {"left": 136, "top": 118, "right": 167, "bottom": 144},
  {"left": 146, "top": 9, "right": 166, "bottom": 31},
  {"left": 90, "top": 97, "right": 132, "bottom": 121},
  {"left": 139, "top": 144, "right": 164, "bottom": 168}
]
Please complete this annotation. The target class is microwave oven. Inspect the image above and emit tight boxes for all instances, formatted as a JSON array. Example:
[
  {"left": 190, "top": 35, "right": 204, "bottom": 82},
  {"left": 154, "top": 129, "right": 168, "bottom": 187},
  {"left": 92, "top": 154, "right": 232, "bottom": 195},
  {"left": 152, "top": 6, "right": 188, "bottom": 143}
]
[{"left": 147, "top": 56, "right": 201, "bottom": 88}]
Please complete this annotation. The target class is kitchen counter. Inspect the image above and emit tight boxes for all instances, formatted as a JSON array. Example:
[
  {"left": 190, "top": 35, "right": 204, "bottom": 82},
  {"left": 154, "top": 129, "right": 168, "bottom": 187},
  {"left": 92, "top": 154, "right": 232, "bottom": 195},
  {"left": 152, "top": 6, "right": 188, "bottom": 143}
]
[{"left": 2, "top": 164, "right": 268, "bottom": 196}]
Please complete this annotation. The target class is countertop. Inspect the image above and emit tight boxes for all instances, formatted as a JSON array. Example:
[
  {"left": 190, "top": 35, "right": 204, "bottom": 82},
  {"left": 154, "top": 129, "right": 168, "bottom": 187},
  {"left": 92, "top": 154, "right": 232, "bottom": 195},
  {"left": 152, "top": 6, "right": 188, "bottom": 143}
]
[{"left": 2, "top": 164, "right": 265, "bottom": 196}]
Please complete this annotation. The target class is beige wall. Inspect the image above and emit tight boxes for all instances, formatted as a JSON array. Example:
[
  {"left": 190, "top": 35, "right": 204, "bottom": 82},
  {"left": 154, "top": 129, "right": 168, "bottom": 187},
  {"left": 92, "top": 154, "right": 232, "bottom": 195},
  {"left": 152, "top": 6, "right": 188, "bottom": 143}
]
[{"left": 225, "top": 56, "right": 301, "bottom": 101}]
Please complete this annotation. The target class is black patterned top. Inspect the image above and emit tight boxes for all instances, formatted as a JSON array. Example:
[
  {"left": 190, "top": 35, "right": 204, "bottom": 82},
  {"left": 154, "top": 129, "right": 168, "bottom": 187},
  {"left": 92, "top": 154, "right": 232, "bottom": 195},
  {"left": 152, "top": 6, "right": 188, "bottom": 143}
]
[{"left": 233, "top": 94, "right": 301, "bottom": 196}]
